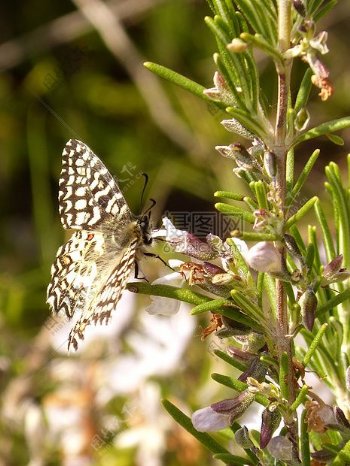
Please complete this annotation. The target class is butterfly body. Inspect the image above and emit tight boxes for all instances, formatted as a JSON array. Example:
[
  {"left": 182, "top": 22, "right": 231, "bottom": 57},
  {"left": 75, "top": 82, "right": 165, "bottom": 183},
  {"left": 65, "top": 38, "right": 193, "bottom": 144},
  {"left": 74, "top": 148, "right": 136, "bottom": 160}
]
[{"left": 47, "top": 139, "right": 150, "bottom": 350}]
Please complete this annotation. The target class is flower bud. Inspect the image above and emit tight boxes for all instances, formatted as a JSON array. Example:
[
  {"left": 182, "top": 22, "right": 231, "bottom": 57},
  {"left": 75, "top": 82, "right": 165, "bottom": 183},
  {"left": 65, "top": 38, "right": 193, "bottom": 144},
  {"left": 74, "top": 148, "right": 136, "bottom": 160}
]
[
  {"left": 299, "top": 288, "right": 317, "bottom": 331},
  {"left": 321, "top": 254, "right": 350, "bottom": 286},
  {"left": 216, "top": 142, "right": 253, "bottom": 169},
  {"left": 219, "top": 119, "right": 254, "bottom": 139},
  {"left": 206, "top": 233, "right": 225, "bottom": 250},
  {"left": 227, "top": 38, "right": 248, "bottom": 53},
  {"left": 215, "top": 144, "right": 235, "bottom": 159},
  {"left": 293, "top": 0, "right": 306, "bottom": 16},
  {"left": 211, "top": 391, "right": 255, "bottom": 421},
  {"left": 284, "top": 234, "right": 304, "bottom": 266},
  {"left": 334, "top": 406, "right": 350, "bottom": 429},
  {"left": 324, "top": 254, "right": 343, "bottom": 277},
  {"left": 260, "top": 406, "right": 282, "bottom": 448},
  {"left": 263, "top": 151, "right": 277, "bottom": 178},
  {"left": 246, "top": 242, "right": 282, "bottom": 273}
]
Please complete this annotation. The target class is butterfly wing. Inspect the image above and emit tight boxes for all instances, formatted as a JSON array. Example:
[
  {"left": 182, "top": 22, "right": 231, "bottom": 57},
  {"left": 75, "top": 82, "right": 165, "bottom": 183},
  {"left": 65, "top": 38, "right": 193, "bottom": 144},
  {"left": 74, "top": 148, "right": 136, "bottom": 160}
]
[
  {"left": 47, "top": 139, "right": 144, "bottom": 350},
  {"left": 59, "top": 139, "right": 133, "bottom": 231},
  {"left": 67, "top": 236, "right": 139, "bottom": 351},
  {"left": 47, "top": 230, "right": 108, "bottom": 319}
]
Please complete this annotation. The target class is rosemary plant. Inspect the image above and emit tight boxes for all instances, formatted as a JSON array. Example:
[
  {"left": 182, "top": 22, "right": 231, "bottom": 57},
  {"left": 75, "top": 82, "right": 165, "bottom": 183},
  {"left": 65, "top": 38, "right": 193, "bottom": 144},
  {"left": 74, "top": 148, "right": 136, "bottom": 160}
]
[{"left": 129, "top": 0, "right": 350, "bottom": 464}]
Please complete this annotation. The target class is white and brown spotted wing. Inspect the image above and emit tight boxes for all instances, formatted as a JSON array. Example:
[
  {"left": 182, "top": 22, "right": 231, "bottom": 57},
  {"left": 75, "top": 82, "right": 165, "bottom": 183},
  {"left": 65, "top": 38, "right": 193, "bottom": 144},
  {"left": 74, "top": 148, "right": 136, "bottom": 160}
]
[{"left": 47, "top": 139, "right": 150, "bottom": 350}]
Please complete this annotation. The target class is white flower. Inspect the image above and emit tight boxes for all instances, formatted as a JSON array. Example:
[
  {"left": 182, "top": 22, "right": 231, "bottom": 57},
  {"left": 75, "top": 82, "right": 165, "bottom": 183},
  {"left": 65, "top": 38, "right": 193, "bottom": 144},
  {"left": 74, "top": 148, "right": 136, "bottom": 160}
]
[
  {"left": 246, "top": 242, "right": 282, "bottom": 273},
  {"left": 192, "top": 406, "right": 231, "bottom": 432},
  {"left": 24, "top": 403, "right": 46, "bottom": 466},
  {"left": 115, "top": 383, "right": 171, "bottom": 466},
  {"left": 145, "top": 260, "right": 185, "bottom": 316}
]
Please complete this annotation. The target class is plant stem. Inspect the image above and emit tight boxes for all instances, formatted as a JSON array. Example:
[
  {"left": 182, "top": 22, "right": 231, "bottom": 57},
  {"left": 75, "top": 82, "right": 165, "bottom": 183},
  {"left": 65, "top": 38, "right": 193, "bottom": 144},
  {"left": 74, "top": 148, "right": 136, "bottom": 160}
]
[{"left": 275, "top": 0, "right": 300, "bottom": 460}]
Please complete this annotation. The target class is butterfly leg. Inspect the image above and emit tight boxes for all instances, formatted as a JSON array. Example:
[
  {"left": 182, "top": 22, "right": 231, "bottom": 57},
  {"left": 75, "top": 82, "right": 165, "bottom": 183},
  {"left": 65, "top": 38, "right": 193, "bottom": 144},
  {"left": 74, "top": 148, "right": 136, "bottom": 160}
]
[{"left": 143, "top": 252, "right": 173, "bottom": 270}]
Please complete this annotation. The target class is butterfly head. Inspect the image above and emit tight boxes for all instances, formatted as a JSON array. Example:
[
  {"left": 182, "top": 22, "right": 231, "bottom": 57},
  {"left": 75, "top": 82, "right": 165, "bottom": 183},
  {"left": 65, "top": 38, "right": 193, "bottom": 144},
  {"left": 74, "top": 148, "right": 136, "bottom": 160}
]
[{"left": 138, "top": 213, "right": 152, "bottom": 245}]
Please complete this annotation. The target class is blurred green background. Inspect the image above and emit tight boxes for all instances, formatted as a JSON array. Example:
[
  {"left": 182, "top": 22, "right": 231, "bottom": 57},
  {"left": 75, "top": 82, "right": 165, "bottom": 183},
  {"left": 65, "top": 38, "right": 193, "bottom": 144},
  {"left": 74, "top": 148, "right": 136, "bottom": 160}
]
[{"left": 0, "top": 1, "right": 349, "bottom": 465}]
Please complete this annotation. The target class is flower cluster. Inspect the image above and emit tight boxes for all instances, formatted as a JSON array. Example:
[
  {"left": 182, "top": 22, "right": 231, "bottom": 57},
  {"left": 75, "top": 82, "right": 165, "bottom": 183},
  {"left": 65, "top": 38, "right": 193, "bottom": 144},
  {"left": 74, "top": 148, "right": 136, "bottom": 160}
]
[{"left": 142, "top": 0, "right": 350, "bottom": 463}]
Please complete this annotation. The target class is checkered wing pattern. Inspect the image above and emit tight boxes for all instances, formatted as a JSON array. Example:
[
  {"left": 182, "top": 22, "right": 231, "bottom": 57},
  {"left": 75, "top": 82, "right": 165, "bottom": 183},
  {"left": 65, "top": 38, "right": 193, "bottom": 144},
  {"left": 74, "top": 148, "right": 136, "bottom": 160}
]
[
  {"left": 59, "top": 139, "right": 133, "bottom": 230},
  {"left": 47, "top": 139, "right": 144, "bottom": 350},
  {"left": 67, "top": 236, "right": 139, "bottom": 351}
]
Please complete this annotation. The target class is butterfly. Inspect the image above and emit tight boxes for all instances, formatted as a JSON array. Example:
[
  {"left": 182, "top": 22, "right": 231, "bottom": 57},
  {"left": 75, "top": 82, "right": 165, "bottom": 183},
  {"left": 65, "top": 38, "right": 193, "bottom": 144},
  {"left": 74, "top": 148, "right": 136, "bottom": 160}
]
[{"left": 47, "top": 139, "right": 152, "bottom": 350}]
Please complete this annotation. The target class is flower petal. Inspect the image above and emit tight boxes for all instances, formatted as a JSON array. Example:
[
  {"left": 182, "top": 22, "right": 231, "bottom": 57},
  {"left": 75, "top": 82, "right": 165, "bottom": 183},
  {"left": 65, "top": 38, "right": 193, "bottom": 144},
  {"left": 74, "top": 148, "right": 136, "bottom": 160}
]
[
  {"left": 145, "top": 295, "right": 181, "bottom": 316},
  {"left": 145, "top": 272, "right": 185, "bottom": 316},
  {"left": 192, "top": 406, "right": 231, "bottom": 432}
]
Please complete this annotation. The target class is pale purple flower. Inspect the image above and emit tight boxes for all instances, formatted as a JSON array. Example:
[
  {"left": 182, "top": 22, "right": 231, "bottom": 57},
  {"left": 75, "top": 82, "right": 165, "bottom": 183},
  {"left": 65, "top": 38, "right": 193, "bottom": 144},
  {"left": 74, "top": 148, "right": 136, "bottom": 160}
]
[
  {"left": 192, "top": 392, "right": 255, "bottom": 432},
  {"left": 246, "top": 242, "right": 282, "bottom": 273},
  {"left": 192, "top": 406, "right": 231, "bottom": 432}
]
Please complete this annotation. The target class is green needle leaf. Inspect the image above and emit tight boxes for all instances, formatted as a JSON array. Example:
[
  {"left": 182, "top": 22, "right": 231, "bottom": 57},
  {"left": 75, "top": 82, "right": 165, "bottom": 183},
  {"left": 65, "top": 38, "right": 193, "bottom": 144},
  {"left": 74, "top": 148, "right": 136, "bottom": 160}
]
[
  {"left": 285, "top": 196, "right": 318, "bottom": 229},
  {"left": 144, "top": 62, "right": 225, "bottom": 110},
  {"left": 127, "top": 282, "right": 209, "bottom": 305},
  {"left": 215, "top": 202, "right": 255, "bottom": 223},
  {"left": 303, "top": 323, "right": 328, "bottom": 366},
  {"left": 293, "top": 117, "right": 350, "bottom": 146}
]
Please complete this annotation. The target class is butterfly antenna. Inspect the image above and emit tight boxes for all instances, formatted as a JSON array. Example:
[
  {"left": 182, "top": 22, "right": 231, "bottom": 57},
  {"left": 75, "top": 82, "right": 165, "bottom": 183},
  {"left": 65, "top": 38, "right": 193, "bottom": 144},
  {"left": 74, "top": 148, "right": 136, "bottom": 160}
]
[
  {"left": 140, "top": 173, "right": 149, "bottom": 210},
  {"left": 140, "top": 173, "right": 157, "bottom": 215},
  {"left": 144, "top": 198, "right": 157, "bottom": 216}
]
